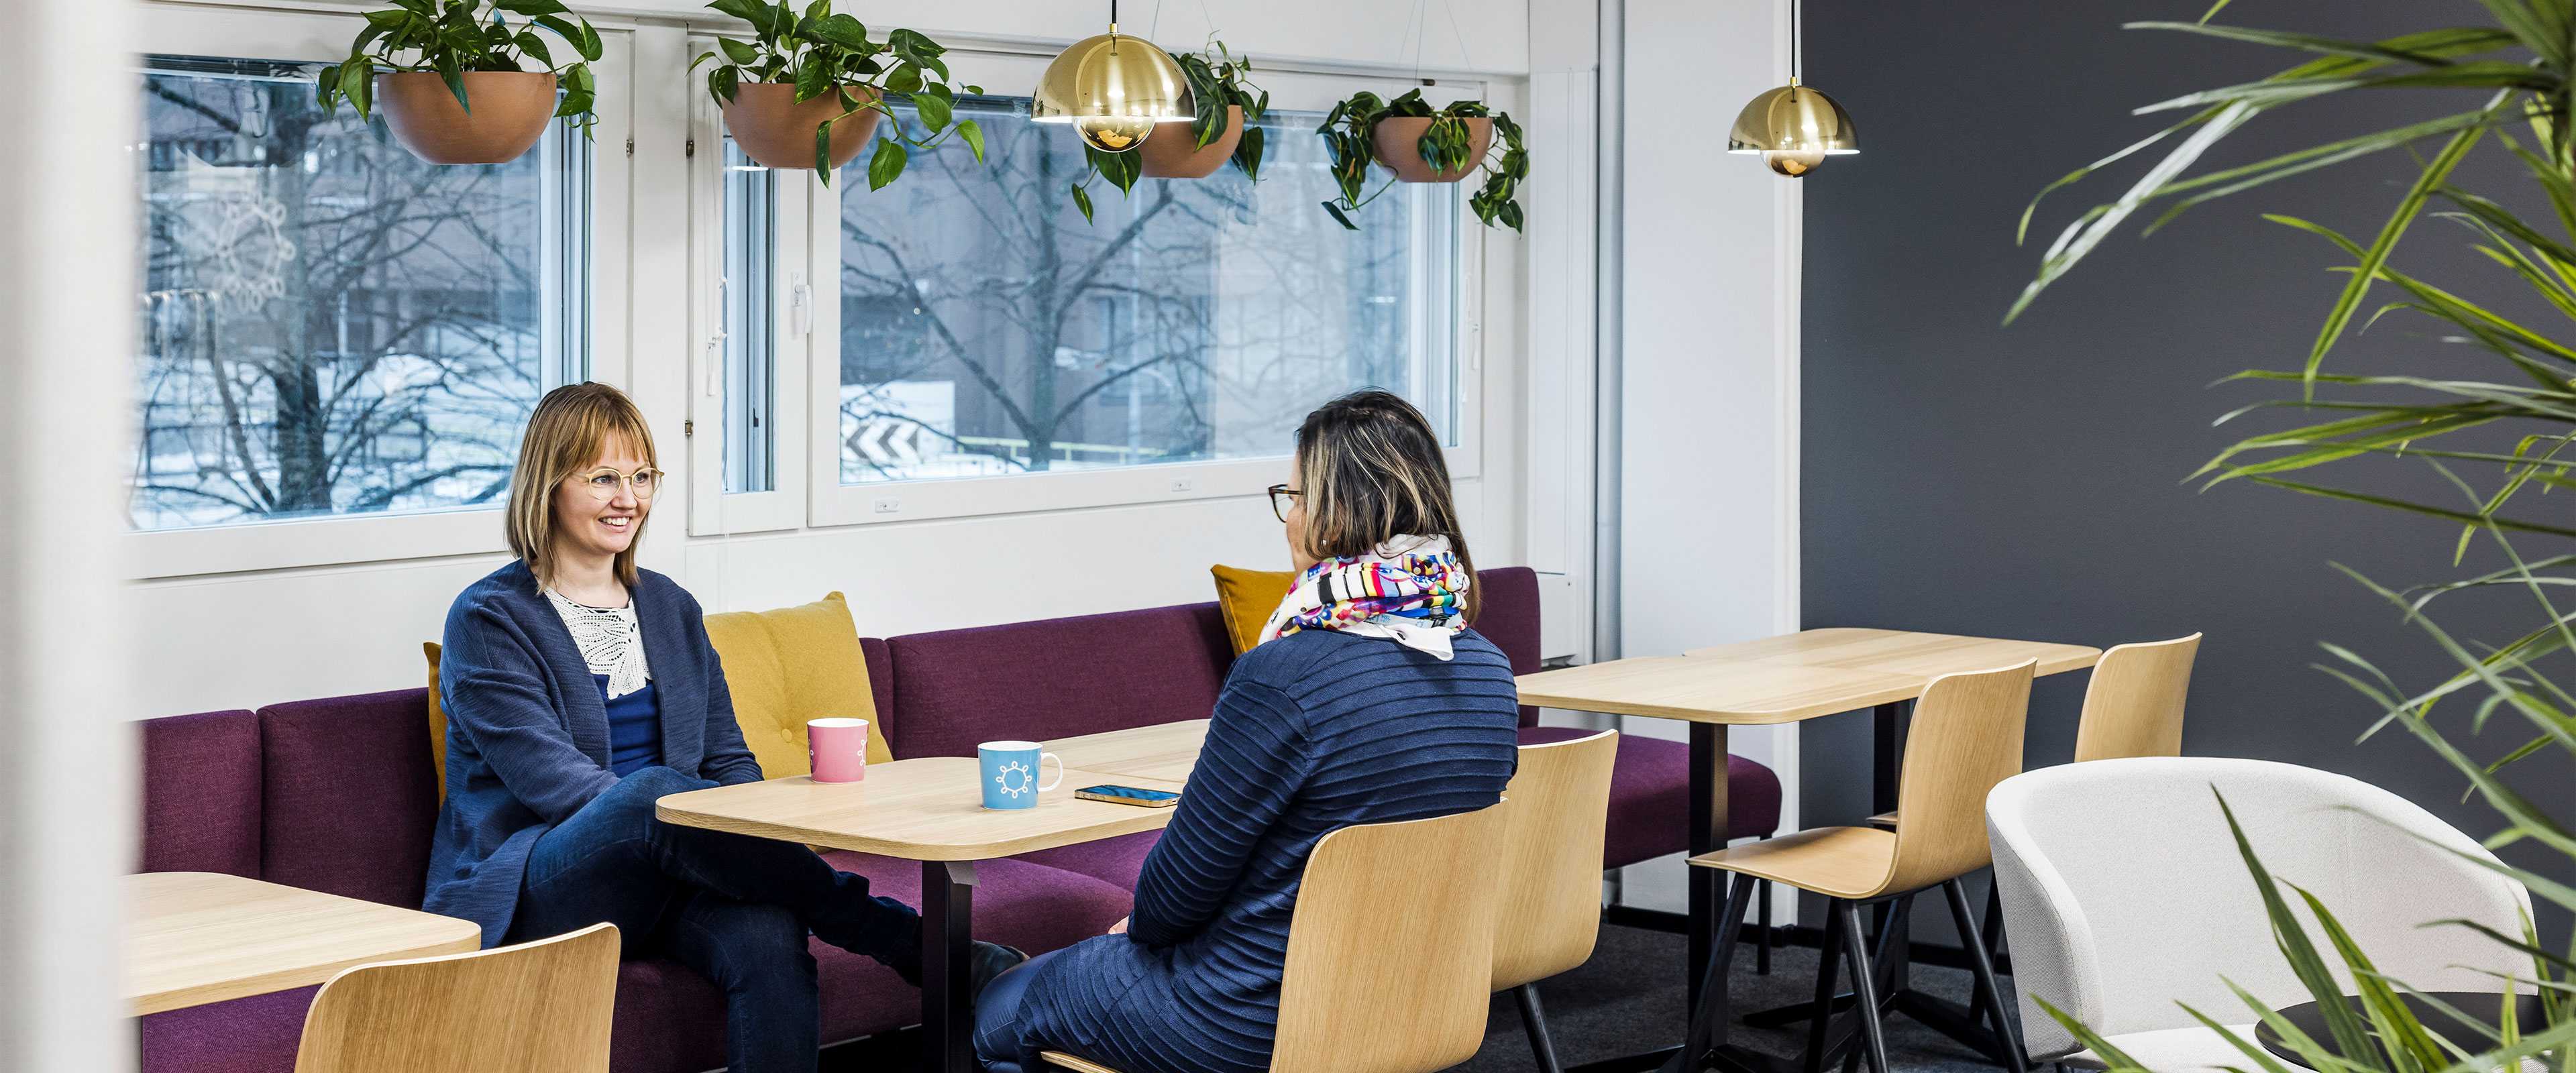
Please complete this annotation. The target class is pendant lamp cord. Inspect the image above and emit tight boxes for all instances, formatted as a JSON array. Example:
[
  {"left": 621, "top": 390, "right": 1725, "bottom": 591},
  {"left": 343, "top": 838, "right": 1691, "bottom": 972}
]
[{"left": 1789, "top": 0, "right": 1801, "bottom": 83}]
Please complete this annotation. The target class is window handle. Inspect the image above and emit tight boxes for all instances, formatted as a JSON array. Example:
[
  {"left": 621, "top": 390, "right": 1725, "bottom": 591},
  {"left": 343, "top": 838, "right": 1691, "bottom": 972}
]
[
  {"left": 790, "top": 272, "right": 812, "bottom": 337},
  {"left": 704, "top": 332, "right": 727, "bottom": 396}
]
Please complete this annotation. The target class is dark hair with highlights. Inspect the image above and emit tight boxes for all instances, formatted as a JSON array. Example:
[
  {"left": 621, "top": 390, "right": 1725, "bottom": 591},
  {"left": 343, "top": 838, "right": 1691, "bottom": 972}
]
[{"left": 1290, "top": 390, "right": 1479, "bottom": 623}]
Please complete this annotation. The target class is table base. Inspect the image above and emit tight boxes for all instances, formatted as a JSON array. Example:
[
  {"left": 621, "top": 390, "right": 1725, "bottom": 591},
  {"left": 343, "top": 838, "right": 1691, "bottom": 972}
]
[{"left": 923, "top": 860, "right": 978, "bottom": 1073}]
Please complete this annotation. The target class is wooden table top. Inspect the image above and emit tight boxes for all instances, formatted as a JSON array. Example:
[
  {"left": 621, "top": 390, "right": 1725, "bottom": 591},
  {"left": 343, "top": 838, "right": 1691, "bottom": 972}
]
[
  {"left": 1515, "top": 628, "right": 2101, "bottom": 725},
  {"left": 656, "top": 756, "right": 1190, "bottom": 862},
  {"left": 1044, "top": 719, "right": 1208, "bottom": 785},
  {"left": 127, "top": 871, "right": 482, "bottom": 1015}
]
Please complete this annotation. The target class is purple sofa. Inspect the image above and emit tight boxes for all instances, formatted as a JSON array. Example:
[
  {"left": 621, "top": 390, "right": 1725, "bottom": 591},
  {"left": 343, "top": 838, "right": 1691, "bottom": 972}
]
[{"left": 134, "top": 567, "right": 1779, "bottom": 1073}]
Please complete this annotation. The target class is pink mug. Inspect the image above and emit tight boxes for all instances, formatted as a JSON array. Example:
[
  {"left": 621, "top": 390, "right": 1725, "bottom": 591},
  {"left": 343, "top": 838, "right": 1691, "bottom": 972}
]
[{"left": 808, "top": 718, "right": 870, "bottom": 783}]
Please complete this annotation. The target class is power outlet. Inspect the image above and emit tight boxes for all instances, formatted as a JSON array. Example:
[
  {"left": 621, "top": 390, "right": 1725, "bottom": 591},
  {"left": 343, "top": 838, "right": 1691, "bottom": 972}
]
[{"left": 872, "top": 497, "right": 901, "bottom": 514}]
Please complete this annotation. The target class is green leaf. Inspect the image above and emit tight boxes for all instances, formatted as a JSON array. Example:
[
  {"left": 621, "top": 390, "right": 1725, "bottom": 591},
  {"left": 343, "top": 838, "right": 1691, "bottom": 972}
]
[
  {"left": 517, "top": 31, "right": 553, "bottom": 69},
  {"left": 1071, "top": 182, "right": 1094, "bottom": 223},
  {"left": 914, "top": 91, "right": 951, "bottom": 132},
  {"left": 794, "top": 52, "right": 830, "bottom": 101},
  {"left": 813, "top": 121, "right": 837, "bottom": 184},
  {"left": 2125, "top": 21, "right": 2479, "bottom": 66},
  {"left": 956, "top": 118, "right": 985, "bottom": 162},
  {"left": 493, "top": 0, "right": 570, "bottom": 15},
  {"left": 710, "top": 63, "right": 741, "bottom": 104},
  {"left": 436, "top": 51, "right": 469, "bottom": 113},
  {"left": 867, "top": 137, "right": 907, "bottom": 190},
  {"left": 317, "top": 62, "right": 343, "bottom": 111},
  {"left": 2300, "top": 109, "right": 2493, "bottom": 395},
  {"left": 810, "top": 13, "right": 870, "bottom": 50},
  {"left": 1232, "top": 124, "right": 1265, "bottom": 181},
  {"left": 1322, "top": 200, "right": 1358, "bottom": 230},
  {"left": 884, "top": 64, "right": 922, "bottom": 95},
  {"left": 718, "top": 36, "right": 761, "bottom": 66},
  {"left": 706, "top": 0, "right": 765, "bottom": 25},
  {"left": 341, "top": 58, "right": 374, "bottom": 118}
]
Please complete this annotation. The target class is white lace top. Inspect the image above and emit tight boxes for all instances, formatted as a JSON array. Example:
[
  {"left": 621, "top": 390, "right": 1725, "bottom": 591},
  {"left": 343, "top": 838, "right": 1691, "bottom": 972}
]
[{"left": 544, "top": 589, "right": 653, "bottom": 699}]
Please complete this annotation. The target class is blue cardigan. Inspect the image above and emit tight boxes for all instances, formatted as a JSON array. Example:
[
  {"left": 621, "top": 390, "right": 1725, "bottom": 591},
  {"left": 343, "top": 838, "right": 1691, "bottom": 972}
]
[
  {"left": 424, "top": 561, "right": 761, "bottom": 946},
  {"left": 1004, "top": 627, "right": 1522, "bottom": 1073}
]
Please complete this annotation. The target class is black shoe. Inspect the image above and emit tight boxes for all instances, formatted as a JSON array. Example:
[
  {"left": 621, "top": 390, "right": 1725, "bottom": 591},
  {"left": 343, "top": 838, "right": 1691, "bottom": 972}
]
[
  {"left": 890, "top": 939, "right": 1027, "bottom": 1000},
  {"left": 971, "top": 942, "right": 1030, "bottom": 1001}
]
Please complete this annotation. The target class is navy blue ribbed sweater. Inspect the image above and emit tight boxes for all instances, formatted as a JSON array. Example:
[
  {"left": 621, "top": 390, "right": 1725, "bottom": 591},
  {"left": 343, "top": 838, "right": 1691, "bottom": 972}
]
[{"left": 1006, "top": 626, "right": 1522, "bottom": 1073}]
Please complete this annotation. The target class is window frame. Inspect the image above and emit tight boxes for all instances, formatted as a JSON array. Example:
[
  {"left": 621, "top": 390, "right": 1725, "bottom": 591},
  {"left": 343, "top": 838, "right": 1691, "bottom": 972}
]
[
  {"left": 796, "top": 52, "right": 1487, "bottom": 530},
  {"left": 684, "top": 48, "right": 809, "bottom": 538},
  {"left": 126, "top": 1, "right": 631, "bottom": 580}
]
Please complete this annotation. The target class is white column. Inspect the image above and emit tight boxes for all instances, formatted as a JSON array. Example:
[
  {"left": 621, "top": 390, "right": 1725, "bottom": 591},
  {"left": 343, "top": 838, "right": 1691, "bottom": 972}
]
[
  {"left": 0, "top": 1, "right": 140, "bottom": 1068},
  {"left": 1615, "top": 0, "right": 1803, "bottom": 917}
]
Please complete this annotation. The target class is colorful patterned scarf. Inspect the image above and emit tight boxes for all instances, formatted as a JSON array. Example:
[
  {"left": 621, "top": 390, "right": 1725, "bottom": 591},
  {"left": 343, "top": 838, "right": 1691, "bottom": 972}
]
[{"left": 1258, "top": 534, "right": 1470, "bottom": 660}]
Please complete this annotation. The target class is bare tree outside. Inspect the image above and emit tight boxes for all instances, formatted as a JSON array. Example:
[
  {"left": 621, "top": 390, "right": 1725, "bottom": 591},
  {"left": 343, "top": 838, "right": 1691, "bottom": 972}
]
[
  {"left": 134, "top": 56, "right": 581, "bottom": 531},
  {"left": 830, "top": 98, "right": 1456, "bottom": 483}
]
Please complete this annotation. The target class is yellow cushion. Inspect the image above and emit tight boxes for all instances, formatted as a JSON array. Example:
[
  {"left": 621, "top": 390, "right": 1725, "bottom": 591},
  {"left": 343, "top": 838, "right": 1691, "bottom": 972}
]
[
  {"left": 1211, "top": 565, "right": 1297, "bottom": 655},
  {"left": 425, "top": 641, "right": 448, "bottom": 797},
  {"left": 703, "top": 592, "right": 892, "bottom": 777}
]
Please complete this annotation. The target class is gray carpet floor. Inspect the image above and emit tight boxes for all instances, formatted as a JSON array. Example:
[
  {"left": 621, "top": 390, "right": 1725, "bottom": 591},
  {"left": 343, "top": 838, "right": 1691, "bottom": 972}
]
[
  {"left": 1456, "top": 923, "right": 2018, "bottom": 1073},
  {"left": 832, "top": 923, "right": 2024, "bottom": 1073}
]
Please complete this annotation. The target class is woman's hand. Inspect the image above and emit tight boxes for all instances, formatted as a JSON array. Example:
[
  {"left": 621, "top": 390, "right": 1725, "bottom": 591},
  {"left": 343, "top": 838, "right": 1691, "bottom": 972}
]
[{"left": 1108, "top": 917, "right": 1130, "bottom": 936}]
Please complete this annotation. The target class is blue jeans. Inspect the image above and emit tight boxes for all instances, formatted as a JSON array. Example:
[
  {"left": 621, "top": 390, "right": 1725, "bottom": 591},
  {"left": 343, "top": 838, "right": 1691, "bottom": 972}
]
[
  {"left": 971, "top": 949, "right": 1063, "bottom": 1073},
  {"left": 510, "top": 766, "right": 924, "bottom": 1073}
]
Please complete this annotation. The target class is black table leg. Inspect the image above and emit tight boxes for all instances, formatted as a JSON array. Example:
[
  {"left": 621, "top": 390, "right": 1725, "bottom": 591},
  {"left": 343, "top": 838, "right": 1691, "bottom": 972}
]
[
  {"left": 922, "top": 859, "right": 979, "bottom": 1073},
  {"left": 1686, "top": 721, "right": 1729, "bottom": 1013}
]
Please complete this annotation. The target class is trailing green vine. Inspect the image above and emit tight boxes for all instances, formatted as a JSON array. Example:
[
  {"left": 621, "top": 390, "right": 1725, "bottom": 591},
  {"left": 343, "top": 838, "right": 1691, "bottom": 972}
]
[
  {"left": 318, "top": 0, "right": 605, "bottom": 135},
  {"left": 692, "top": 0, "right": 985, "bottom": 187},
  {"left": 1317, "top": 89, "right": 1525, "bottom": 231}
]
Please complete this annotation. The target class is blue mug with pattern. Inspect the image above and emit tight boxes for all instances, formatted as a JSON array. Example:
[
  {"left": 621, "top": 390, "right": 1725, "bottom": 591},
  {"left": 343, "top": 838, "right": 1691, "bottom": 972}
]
[{"left": 979, "top": 740, "right": 1065, "bottom": 810}]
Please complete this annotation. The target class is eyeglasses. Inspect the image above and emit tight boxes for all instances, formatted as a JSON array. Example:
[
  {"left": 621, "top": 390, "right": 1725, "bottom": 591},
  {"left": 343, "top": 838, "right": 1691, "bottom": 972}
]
[
  {"left": 1267, "top": 484, "right": 1301, "bottom": 524},
  {"left": 576, "top": 467, "right": 662, "bottom": 502}
]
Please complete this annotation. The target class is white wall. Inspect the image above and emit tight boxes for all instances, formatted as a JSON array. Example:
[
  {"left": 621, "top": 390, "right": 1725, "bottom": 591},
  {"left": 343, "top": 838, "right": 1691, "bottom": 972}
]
[
  {"left": 1611, "top": 0, "right": 1801, "bottom": 915},
  {"left": 1, "top": 1, "right": 137, "bottom": 1068},
  {"left": 123, "top": 0, "right": 1552, "bottom": 718}
]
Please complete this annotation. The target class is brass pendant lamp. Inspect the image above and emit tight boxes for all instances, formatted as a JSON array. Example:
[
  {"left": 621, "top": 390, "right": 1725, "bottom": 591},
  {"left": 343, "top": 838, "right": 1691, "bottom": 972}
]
[
  {"left": 1032, "top": 0, "right": 1192, "bottom": 153},
  {"left": 1727, "top": 0, "right": 1855, "bottom": 177}
]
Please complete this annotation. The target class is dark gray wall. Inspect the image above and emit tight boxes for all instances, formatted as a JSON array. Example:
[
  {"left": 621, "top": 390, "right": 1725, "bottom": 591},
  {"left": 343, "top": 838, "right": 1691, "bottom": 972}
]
[{"left": 1801, "top": 1, "right": 2574, "bottom": 941}]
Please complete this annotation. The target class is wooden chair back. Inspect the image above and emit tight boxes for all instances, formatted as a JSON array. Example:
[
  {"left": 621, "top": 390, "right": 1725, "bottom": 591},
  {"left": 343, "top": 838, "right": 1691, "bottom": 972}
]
[
  {"left": 1271, "top": 803, "right": 1509, "bottom": 1073},
  {"left": 291, "top": 923, "right": 619, "bottom": 1073},
  {"left": 2071, "top": 633, "right": 2201, "bottom": 763},
  {"left": 1491, "top": 730, "right": 1619, "bottom": 992},
  {"left": 1882, "top": 661, "right": 2035, "bottom": 895}
]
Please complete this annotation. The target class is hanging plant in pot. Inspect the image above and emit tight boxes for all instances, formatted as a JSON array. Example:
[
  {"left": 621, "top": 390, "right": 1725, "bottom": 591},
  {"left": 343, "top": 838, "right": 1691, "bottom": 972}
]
[
  {"left": 694, "top": 0, "right": 985, "bottom": 188},
  {"left": 317, "top": 0, "right": 604, "bottom": 166},
  {"left": 1138, "top": 40, "right": 1269, "bottom": 180},
  {"left": 1318, "top": 89, "right": 1526, "bottom": 231}
]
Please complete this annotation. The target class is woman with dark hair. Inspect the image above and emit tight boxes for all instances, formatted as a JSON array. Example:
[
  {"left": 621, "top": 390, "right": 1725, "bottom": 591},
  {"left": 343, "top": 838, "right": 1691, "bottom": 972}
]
[
  {"left": 970, "top": 390, "right": 1523, "bottom": 1073},
  {"left": 427, "top": 382, "right": 1018, "bottom": 1073}
]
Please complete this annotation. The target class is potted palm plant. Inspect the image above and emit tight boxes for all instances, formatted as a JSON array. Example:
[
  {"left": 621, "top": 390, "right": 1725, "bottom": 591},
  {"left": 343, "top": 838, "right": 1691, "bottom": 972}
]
[
  {"left": 1318, "top": 89, "right": 1525, "bottom": 231},
  {"left": 2012, "top": 5, "right": 2576, "bottom": 1071},
  {"left": 318, "top": 0, "right": 604, "bottom": 165},
  {"left": 1139, "top": 41, "right": 1269, "bottom": 180},
  {"left": 694, "top": 0, "right": 984, "bottom": 188}
]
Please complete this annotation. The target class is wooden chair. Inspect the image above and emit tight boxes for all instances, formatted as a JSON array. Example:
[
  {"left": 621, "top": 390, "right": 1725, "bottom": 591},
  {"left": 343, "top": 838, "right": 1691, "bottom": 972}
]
[
  {"left": 1041, "top": 803, "right": 1509, "bottom": 1073},
  {"left": 1685, "top": 662, "right": 2036, "bottom": 1073},
  {"left": 1490, "top": 730, "right": 1621, "bottom": 1073},
  {"left": 1863, "top": 632, "right": 2202, "bottom": 1025},
  {"left": 291, "top": 922, "right": 619, "bottom": 1073}
]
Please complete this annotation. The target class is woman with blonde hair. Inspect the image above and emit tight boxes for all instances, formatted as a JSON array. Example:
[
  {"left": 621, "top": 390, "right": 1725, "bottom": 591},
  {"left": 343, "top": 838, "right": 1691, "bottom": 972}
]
[
  {"left": 425, "top": 382, "right": 1017, "bottom": 1072},
  {"left": 969, "top": 389, "right": 1523, "bottom": 1073}
]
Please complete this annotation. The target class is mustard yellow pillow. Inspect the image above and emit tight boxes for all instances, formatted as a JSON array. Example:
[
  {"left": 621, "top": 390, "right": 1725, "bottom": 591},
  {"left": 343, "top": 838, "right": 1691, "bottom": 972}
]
[
  {"left": 425, "top": 641, "right": 449, "bottom": 797},
  {"left": 1212, "top": 565, "right": 1297, "bottom": 655},
  {"left": 703, "top": 592, "right": 892, "bottom": 777}
]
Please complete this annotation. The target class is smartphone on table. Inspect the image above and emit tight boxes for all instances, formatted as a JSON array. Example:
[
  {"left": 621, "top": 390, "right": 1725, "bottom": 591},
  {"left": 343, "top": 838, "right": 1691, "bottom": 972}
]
[{"left": 1075, "top": 784, "right": 1181, "bottom": 808}]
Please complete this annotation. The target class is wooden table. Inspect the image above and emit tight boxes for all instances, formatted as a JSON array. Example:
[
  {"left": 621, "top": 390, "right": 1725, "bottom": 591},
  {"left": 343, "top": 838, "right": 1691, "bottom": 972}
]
[
  {"left": 1516, "top": 628, "right": 2100, "bottom": 1073},
  {"left": 127, "top": 871, "right": 482, "bottom": 1015},
  {"left": 656, "top": 734, "right": 1199, "bottom": 1073}
]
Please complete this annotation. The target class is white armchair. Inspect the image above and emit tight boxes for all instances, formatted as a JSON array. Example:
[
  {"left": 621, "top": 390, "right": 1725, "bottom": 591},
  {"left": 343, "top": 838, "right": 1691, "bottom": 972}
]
[{"left": 1986, "top": 757, "right": 2530, "bottom": 1072}]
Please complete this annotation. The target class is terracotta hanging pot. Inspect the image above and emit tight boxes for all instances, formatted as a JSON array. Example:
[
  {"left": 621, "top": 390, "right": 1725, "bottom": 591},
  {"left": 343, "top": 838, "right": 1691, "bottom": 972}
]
[
  {"left": 722, "top": 84, "right": 885, "bottom": 171},
  {"left": 377, "top": 70, "right": 559, "bottom": 165},
  {"left": 1138, "top": 105, "right": 1245, "bottom": 179},
  {"left": 1371, "top": 115, "right": 1493, "bottom": 183}
]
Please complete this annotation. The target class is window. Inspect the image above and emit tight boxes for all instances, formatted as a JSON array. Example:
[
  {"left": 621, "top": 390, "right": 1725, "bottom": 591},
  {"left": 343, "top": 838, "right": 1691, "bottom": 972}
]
[
  {"left": 828, "top": 97, "right": 1461, "bottom": 487},
  {"left": 133, "top": 54, "right": 590, "bottom": 533},
  {"left": 720, "top": 138, "right": 777, "bottom": 494}
]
